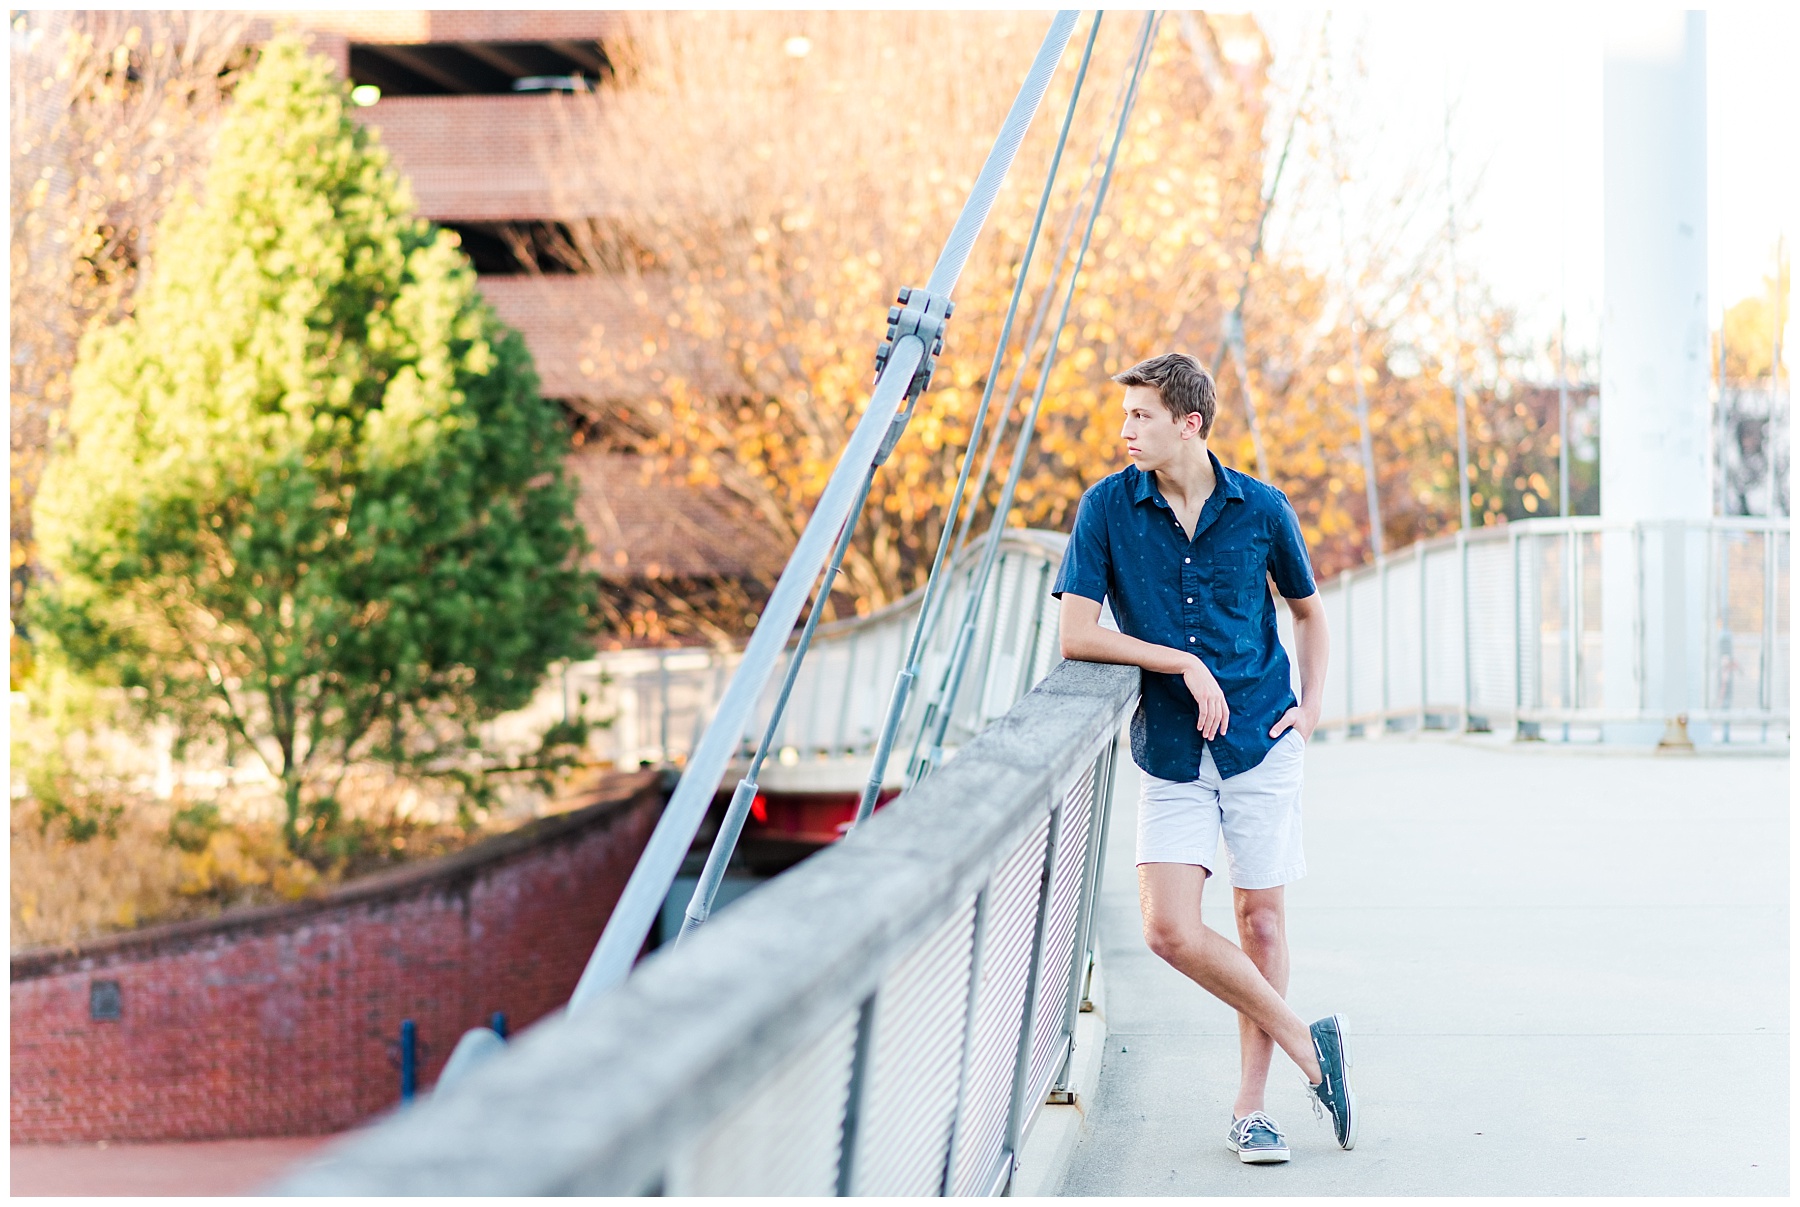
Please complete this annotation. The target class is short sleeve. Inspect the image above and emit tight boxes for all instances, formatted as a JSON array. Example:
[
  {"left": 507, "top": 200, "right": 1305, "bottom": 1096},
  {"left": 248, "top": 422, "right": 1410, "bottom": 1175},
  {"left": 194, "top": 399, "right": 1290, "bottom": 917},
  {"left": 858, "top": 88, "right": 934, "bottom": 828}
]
[
  {"left": 1052, "top": 486, "right": 1111, "bottom": 604},
  {"left": 1267, "top": 491, "right": 1317, "bottom": 599}
]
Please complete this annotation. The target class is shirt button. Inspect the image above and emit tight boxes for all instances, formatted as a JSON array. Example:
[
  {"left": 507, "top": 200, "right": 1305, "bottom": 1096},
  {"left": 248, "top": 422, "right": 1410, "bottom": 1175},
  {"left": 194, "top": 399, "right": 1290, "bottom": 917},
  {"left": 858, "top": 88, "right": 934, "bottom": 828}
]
[
  {"left": 1188, "top": 636, "right": 1195, "bottom": 643},
  {"left": 1184, "top": 557, "right": 1191, "bottom": 564},
  {"left": 1186, "top": 597, "right": 1193, "bottom": 603}
]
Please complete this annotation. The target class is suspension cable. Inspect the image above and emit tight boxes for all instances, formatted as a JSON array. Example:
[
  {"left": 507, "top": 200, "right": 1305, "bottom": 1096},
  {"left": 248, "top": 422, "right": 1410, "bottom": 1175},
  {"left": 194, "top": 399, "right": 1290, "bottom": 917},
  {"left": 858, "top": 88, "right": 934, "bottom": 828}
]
[
  {"left": 848, "top": 13, "right": 1103, "bottom": 834},
  {"left": 948, "top": 32, "right": 1138, "bottom": 566},
  {"left": 896, "top": 46, "right": 1139, "bottom": 780},
  {"left": 895, "top": 12, "right": 1107, "bottom": 676},
  {"left": 569, "top": 11, "right": 1082, "bottom": 1010},
  {"left": 674, "top": 465, "right": 875, "bottom": 942},
  {"left": 674, "top": 13, "right": 1100, "bottom": 945},
  {"left": 880, "top": 10, "right": 1163, "bottom": 807}
]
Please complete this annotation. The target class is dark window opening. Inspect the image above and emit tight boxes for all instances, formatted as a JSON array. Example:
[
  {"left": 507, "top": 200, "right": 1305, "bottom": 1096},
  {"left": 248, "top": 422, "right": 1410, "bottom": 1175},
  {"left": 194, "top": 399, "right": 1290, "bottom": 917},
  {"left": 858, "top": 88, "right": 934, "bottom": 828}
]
[
  {"left": 440, "top": 220, "right": 658, "bottom": 276},
  {"left": 348, "top": 40, "right": 611, "bottom": 98},
  {"left": 554, "top": 399, "right": 655, "bottom": 454},
  {"left": 442, "top": 221, "right": 581, "bottom": 275}
]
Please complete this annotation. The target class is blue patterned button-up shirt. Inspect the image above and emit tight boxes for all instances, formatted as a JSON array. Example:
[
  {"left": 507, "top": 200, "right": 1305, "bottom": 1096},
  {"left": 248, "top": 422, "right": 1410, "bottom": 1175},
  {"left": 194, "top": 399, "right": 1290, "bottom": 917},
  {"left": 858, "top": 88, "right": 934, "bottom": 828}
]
[{"left": 1052, "top": 454, "right": 1317, "bottom": 781}]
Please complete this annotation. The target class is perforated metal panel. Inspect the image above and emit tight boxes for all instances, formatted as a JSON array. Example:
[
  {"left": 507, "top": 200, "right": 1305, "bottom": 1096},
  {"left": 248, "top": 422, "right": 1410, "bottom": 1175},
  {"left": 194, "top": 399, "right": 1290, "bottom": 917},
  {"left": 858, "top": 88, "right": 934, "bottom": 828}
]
[
  {"left": 1710, "top": 529, "right": 1769, "bottom": 711},
  {"left": 1578, "top": 533, "right": 1604, "bottom": 709},
  {"left": 1027, "top": 763, "right": 1096, "bottom": 1103},
  {"left": 945, "top": 813, "right": 1050, "bottom": 1195},
  {"left": 1772, "top": 533, "right": 1790, "bottom": 710},
  {"left": 1465, "top": 536, "right": 1516, "bottom": 715},
  {"left": 1384, "top": 557, "right": 1422, "bottom": 716},
  {"left": 1422, "top": 546, "right": 1464, "bottom": 711},
  {"left": 850, "top": 899, "right": 978, "bottom": 1196},
  {"left": 1515, "top": 536, "right": 1542, "bottom": 710},
  {"left": 667, "top": 1008, "right": 858, "bottom": 1197},
  {"left": 1348, "top": 573, "right": 1383, "bottom": 719}
]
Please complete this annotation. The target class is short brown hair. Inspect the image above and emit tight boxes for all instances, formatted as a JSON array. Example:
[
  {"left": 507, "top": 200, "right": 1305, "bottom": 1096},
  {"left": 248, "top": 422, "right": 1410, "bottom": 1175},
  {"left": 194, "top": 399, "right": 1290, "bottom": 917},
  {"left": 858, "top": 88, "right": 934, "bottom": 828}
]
[{"left": 1112, "top": 352, "right": 1216, "bottom": 437}]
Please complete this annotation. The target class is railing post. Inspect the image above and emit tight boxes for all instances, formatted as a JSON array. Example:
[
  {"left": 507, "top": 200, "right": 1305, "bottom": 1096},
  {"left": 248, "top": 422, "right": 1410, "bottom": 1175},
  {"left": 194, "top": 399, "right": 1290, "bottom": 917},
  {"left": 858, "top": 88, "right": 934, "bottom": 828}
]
[
  {"left": 1763, "top": 522, "right": 1777, "bottom": 728},
  {"left": 1003, "top": 802, "right": 1065, "bottom": 1185},
  {"left": 835, "top": 992, "right": 879, "bottom": 1197},
  {"left": 1572, "top": 526, "right": 1585, "bottom": 716},
  {"left": 835, "top": 632, "right": 859, "bottom": 754},
  {"left": 1082, "top": 724, "right": 1123, "bottom": 1006},
  {"left": 1342, "top": 570, "right": 1354, "bottom": 732},
  {"left": 1512, "top": 525, "right": 1524, "bottom": 729},
  {"left": 1015, "top": 559, "right": 1053, "bottom": 706},
  {"left": 1417, "top": 540, "right": 1428, "bottom": 731},
  {"left": 658, "top": 653, "right": 671, "bottom": 762},
  {"left": 1055, "top": 742, "right": 1112, "bottom": 1095},
  {"left": 398, "top": 1019, "right": 417, "bottom": 1104},
  {"left": 1378, "top": 554, "right": 1390, "bottom": 731},
  {"left": 1459, "top": 530, "right": 1473, "bottom": 730}
]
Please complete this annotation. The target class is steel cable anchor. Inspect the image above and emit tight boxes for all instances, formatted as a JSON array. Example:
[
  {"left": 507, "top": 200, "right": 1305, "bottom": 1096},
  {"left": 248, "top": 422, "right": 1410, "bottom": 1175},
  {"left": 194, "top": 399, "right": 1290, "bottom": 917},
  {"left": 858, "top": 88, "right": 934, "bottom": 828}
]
[{"left": 872, "top": 286, "right": 954, "bottom": 463}]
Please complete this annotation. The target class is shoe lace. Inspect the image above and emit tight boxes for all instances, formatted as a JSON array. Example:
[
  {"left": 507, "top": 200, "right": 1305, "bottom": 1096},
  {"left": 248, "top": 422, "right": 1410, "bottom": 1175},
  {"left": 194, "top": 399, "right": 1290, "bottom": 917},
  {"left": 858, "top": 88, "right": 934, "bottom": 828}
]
[
  {"left": 1234, "top": 1110, "right": 1280, "bottom": 1143},
  {"left": 1304, "top": 1075, "right": 1326, "bottom": 1123}
]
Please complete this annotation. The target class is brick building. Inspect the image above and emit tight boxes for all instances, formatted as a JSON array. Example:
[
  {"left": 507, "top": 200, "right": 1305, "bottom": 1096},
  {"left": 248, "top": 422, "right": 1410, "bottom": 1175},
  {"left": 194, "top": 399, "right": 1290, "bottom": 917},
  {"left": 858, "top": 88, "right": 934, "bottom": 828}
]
[{"left": 272, "top": 11, "right": 784, "bottom": 644}]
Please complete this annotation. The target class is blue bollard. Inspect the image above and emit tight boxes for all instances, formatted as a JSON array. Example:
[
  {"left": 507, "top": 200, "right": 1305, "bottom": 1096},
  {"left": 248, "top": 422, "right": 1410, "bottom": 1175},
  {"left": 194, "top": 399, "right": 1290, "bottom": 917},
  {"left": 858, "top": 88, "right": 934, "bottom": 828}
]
[
  {"left": 490, "top": 1011, "right": 508, "bottom": 1040},
  {"left": 399, "top": 1019, "right": 417, "bottom": 1103}
]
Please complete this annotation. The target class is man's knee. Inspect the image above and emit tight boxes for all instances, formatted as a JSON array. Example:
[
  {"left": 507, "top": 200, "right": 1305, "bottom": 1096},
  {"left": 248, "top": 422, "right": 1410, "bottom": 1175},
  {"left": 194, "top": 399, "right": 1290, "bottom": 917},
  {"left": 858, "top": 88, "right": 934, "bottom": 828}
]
[
  {"left": 1142, "top": 915, "right": 1202, "bottom": 965},
  {"left": 1235, "top": 898, "right": 1286, "bottom": 950}
]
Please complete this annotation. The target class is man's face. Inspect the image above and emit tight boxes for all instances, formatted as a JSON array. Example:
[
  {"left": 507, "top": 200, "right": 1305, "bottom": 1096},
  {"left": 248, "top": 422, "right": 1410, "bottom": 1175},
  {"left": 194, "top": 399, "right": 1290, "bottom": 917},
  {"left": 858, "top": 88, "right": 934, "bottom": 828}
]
[{"left": 1120, "top": 384, "right": 1202, "bottom": 471}]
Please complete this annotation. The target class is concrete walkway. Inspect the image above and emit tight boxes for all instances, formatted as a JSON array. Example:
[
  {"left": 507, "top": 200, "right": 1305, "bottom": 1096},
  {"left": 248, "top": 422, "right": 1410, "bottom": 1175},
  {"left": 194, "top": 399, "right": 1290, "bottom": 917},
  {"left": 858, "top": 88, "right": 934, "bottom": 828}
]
[
  {"left": 11, "top": 1135, "right": 337, "bottom": 1196},
  {"left": 1060, "top": 734, "right": 1788, "bottom": 1196}
]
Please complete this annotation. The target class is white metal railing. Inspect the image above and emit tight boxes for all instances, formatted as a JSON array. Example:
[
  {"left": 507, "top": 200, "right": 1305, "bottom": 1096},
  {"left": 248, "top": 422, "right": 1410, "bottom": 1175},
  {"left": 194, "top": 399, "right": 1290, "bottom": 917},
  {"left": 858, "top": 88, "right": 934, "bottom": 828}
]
[
  {"left": 1298, "top": 516, "right": 1789, "bottom": 744},
  {"left": 498, "top": 530, "right": 1071, "bottom": 787},
  {"left": 277, "top": 659, "right": 1138, "bottom": 1195}
]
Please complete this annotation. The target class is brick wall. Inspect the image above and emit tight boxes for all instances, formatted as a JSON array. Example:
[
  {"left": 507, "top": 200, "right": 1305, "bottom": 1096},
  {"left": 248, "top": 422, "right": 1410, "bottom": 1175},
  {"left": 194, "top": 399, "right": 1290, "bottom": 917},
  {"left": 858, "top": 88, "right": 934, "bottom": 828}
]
[
  {"left": 357, "top": 93, "right": 598, "bottom": 223},
  {"left": 10, "top": 772, "right": 664, "bottom": 1144},
  {"left": 476, "top": 275, "right": 669, "bottom": 400},
  {"left": 280, "top": 10, "right": 618, "bottom": 45}
]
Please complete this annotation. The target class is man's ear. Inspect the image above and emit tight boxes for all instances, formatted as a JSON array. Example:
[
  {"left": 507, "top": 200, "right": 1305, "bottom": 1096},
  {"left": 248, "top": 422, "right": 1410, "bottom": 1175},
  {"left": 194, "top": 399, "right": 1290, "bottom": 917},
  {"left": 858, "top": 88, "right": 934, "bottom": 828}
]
[{"left": 1181, "top": 410, "right": 1206, "bottom": 440}]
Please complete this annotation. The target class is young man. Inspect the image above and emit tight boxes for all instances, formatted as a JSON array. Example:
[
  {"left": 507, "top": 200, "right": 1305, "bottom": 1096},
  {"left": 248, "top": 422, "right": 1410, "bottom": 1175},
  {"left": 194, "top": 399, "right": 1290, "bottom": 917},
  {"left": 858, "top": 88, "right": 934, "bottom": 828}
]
[{"left": 1052, "top": 352, "right": 1355, "bottom": 1164}]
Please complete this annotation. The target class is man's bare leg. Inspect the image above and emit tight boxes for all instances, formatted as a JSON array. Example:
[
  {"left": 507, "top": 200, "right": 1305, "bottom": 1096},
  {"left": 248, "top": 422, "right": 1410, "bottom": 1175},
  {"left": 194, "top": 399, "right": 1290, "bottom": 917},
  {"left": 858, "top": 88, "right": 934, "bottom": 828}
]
[
  {"left": 1137, "top": 863, "right": 1321, "bottom": 1084},
  {"left": 1231, "top": 886, "right": 1289, "bottom": 1117}
]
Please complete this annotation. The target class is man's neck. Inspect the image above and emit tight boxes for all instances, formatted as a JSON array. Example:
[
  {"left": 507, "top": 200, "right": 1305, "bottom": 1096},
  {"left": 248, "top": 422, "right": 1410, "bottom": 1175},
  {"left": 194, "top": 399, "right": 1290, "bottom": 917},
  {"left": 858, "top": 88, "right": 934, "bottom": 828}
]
[{"left": 1151, "top": 445, "right": 1215, "bottom": 510}]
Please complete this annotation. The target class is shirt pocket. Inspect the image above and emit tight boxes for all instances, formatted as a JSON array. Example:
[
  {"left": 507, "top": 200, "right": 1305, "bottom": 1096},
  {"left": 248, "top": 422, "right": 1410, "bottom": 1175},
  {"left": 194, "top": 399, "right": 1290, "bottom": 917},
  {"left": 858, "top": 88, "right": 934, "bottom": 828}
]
[{"left": 1211, "top": 546, "right": 1267, "bottom": 617}]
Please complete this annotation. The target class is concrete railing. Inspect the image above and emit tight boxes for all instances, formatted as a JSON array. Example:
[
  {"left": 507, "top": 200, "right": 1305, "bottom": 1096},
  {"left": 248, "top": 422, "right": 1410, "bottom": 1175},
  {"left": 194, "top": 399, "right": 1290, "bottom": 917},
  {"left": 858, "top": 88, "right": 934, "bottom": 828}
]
[
  {"left": 278, "top": 659, "right": 1137, "bottom": 1195},
  {"left": 1301, "top": 516, "right": 1789, "bottom": 745}
]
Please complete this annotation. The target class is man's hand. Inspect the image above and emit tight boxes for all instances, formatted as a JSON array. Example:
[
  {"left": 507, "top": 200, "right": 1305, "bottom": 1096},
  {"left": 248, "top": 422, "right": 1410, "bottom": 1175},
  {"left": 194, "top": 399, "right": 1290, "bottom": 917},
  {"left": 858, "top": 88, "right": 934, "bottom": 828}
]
[
  {"left": 1182, "top": 656, "right": 1229, "bottom": 739},
  {"left": 1269, "top": 704, "right": 1318, "bottom": 743}
]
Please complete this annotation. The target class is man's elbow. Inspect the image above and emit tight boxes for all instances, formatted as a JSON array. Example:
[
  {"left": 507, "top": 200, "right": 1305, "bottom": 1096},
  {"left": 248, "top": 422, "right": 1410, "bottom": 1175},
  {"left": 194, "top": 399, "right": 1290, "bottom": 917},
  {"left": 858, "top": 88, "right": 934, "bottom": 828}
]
[{"left": 1060, "top": 624, "right": 1097, "bottom": 662}]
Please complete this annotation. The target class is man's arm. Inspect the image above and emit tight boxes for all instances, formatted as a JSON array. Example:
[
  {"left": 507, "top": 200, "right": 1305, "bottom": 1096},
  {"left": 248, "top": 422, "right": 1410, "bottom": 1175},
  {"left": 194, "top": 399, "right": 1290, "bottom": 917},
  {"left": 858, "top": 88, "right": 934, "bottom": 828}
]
[
  {"left": 1059, "top": 593, "right": 1230, "bottom": 738},
  {"left": 1269, "top": 591, "right": 1329, "bottom": 740}
]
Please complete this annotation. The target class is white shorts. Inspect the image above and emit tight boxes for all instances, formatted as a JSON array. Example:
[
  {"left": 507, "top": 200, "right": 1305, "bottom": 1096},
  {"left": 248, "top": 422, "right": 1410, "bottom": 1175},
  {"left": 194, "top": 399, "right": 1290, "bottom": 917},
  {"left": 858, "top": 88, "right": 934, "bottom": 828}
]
[{"left": 1135, "top": 730, "right": 1307, "bottom": 889}]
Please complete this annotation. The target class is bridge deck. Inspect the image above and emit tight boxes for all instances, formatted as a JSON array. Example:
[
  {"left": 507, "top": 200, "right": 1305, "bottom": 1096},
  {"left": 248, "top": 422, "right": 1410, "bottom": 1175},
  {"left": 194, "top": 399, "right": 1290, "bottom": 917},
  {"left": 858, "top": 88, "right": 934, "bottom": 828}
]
[{"left": 1063, "top": 735, "right": 1787, "bottom": 1196}]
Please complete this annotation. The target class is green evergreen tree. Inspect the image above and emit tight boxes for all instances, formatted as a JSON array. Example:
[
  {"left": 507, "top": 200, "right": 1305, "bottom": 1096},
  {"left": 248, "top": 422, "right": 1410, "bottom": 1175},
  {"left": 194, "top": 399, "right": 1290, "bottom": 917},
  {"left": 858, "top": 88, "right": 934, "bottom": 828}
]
[{"left": 32, "top": 37, "right": 598, "bottom": 854}]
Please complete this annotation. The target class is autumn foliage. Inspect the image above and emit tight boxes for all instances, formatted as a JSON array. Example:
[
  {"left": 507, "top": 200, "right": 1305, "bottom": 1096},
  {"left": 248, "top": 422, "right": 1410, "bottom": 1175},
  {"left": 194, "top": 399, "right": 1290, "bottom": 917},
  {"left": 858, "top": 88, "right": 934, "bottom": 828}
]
[{"left": 533, "top": 11, "right": 1525, "bottom": 617}]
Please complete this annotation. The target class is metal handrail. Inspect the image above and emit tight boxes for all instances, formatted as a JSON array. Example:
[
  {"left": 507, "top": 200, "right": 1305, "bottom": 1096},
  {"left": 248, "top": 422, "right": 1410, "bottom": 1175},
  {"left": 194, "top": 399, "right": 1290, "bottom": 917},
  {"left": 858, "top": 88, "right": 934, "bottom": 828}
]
[
  {"left": 1307, "top": 514, "right": 1789, "bottom": 742},
  {"left": 276, "top": 659, "right": 1138, "bottom": 1196}
]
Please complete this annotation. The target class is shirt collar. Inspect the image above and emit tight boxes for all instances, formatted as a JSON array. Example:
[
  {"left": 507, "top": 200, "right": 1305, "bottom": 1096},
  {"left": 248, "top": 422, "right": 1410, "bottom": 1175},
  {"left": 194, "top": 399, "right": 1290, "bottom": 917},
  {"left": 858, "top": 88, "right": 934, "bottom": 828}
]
[{"left": 1131, "top": 450, "right": 1243, "bottom": 506}]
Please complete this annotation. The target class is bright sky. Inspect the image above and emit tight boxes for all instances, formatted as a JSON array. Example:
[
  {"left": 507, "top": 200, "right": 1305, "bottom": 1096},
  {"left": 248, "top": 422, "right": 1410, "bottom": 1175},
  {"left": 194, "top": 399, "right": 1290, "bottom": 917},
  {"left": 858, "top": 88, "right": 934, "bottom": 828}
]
[{"left": 1254, "top": 6, "right": 1798, "bottom": 368}]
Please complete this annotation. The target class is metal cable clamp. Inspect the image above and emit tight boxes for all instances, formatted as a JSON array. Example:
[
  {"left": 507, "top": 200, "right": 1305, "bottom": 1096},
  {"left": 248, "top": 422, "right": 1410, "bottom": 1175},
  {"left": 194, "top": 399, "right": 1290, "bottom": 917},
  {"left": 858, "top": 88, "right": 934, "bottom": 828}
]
[{"left": 872, "top": 286, "right": 954, "bottom": 465}]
